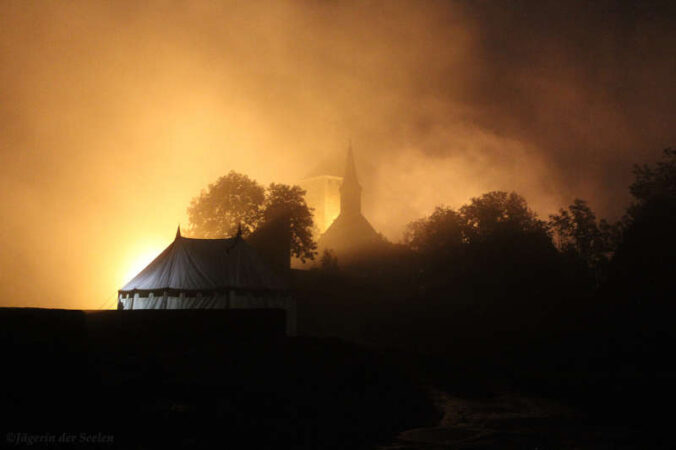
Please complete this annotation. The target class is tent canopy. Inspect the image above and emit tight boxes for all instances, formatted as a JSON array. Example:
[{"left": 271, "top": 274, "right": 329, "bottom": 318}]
[{"left": 119, "top": 230, "right": 286, "bottom": 295}]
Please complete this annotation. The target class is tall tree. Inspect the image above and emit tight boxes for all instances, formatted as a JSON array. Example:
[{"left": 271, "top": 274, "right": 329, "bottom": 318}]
[
  {"left": 460, "top": 191, "right": 547, "bottom": 242},
  {"left": 627, "top": 147, "right": 676, "bottom": 220},
  {"left": 187, "top": 171, "right": 265, "bottom": 238},
  {"left": 404, "top": 192, "right": 550, "bottom": 254},
  {"left": 548, "top": 199, "right": 619, "bottom": 282},
  {"left": 609, "top": 148, "right": 676, "bottom": 304},
  {"left": 264, "top": 183, "right": 317, "bottom": 262},
  {"left": 403, "top": 191, "right": 560, "bottom": 310},
  {"left": 187, "top": 173, "right": 317, "bottom": 261},
  {"left": 403, "top": 206, "right": 465, "bottom": 257}
]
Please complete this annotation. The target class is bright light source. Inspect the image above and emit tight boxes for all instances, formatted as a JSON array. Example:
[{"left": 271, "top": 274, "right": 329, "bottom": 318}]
[{"left": 121, "top": 242, "right": 167, "bottom": 285}]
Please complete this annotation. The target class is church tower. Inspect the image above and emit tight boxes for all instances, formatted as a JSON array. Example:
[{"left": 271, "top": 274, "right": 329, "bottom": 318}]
[
  {"left": 318, "top": 144, "right": 384, "bottom": 262},
  {"left": 340, "top": 144, "right": 362, "bottom": 216}
]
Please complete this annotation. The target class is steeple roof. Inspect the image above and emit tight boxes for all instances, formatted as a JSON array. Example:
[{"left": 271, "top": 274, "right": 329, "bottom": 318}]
[{"left": 343, "top": 143, "right": 360, "bottom": 188}]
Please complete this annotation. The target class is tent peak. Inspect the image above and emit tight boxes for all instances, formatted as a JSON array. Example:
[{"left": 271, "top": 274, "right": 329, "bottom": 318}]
[{"left": 176, "top": 225, "right": 182, "bottom": 239}]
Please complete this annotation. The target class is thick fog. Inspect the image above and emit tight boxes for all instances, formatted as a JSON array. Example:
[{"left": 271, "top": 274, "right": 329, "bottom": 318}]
[{"left": 1, "top": 0, "right": 674, "bottom": 308}]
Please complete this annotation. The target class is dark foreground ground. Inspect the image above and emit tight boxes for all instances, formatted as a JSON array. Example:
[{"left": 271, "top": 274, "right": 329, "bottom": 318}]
[
  {"left": 0, "top": 308, "right": 434, "bottom": 449},
  {"left": 1, "top": 307, "right": 674, "bottom": 449}
]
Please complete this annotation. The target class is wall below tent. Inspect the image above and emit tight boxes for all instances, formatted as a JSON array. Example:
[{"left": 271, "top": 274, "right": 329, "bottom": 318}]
[
  {"left": 118, "top": 292, "right": 296, "bottom": 335},
  {"left": 88, "top": 309, "right": 287, "bottom": 350}
]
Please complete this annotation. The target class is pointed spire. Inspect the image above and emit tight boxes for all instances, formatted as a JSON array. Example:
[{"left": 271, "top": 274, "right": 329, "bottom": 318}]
[
  {"left": 236, "top": 223, "right": 243, "bottom": 239},
  {"left": 343, "top": 140, "right": 359, "bottom": 187},
  {"left": 176, "top": 225, "right": 182, "bottom": 239},
  {"left": 339, "top": 141, "right": 362, "bottom": 215}
]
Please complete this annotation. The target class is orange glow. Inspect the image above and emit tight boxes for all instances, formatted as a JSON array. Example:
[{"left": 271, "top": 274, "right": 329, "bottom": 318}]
[
  {"left": 1, "top": 1, "right": 673, "bottom": 310},
  {"left": 299, "top": 176, "right": 343, "bottom": 235},
  {"left": 118, "top": 237, "right": 172, "bottom": 287}
]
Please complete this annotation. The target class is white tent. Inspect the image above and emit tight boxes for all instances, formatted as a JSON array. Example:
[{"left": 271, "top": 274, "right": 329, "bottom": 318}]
[{"left": 118, "top": 227, "right": 295, "bottom": 335}]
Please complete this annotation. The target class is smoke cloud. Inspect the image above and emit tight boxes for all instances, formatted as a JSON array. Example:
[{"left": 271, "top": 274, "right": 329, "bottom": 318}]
[{"left": 1, "top": 1, "right": 674, "bottom": 307}]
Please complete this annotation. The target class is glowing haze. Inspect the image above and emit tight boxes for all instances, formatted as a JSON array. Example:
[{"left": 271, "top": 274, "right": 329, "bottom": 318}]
[{"left": 1, "top": 1, "right": 674, "bottom": 308}]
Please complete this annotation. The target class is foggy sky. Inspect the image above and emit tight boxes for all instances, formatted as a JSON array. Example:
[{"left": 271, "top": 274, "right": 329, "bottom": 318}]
[{"left": 1, "top": 0, "right": 675, "bottom": 308}]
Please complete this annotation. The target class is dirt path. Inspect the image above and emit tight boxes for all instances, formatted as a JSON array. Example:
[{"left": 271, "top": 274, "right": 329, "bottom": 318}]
[{"left": 378, "top": 390, "right": 646, "bottom": 449}]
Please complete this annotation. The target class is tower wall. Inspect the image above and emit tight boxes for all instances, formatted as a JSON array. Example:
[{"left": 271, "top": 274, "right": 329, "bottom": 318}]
[{"left": 298, "top": 175, "right": 342, "bottom": 235}]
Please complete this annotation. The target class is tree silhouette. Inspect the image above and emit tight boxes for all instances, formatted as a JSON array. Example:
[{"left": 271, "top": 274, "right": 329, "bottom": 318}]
[
  {"left": 264, "top": 183, "right": 317, "bottom": 262},
  {"left": 403, "top": 206, "right": 465, "bottom": 256},
  {"left": 627, "top": 147, "right": 676, "bottom": 220},
  {"left": 403, "top": 191, "right": 560, "bottom": 310},
  {"left": 187, "top": 171, "right": 265, "bottom": 238},
  {"left": 460, "top": 191, "right": 547, "bottom": 243},
  {"left": 609, "top": 148, "right": 676, "bottom": 304},
  {"left": 404, "top": 192, "right": 548, "bottom": 252},
  {"left": 187, "top": 173, "right": 317, "bottom": 261},
  {"left": 548, "top": 199, "right": 620, "bottom": 285}
]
